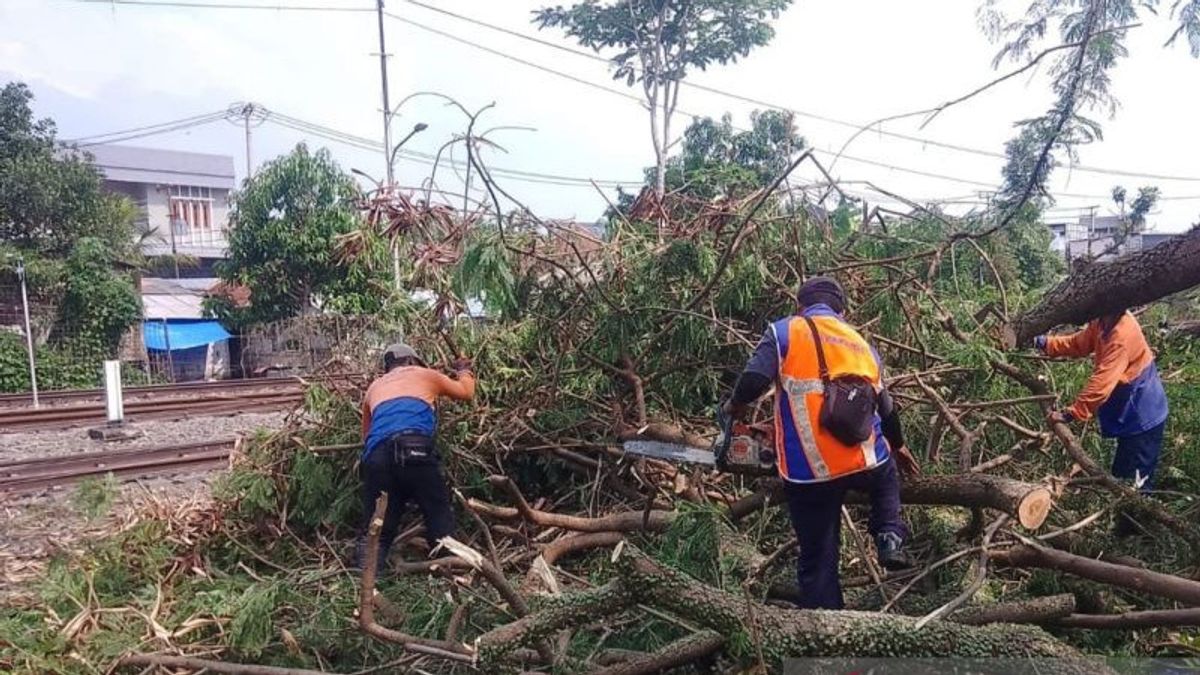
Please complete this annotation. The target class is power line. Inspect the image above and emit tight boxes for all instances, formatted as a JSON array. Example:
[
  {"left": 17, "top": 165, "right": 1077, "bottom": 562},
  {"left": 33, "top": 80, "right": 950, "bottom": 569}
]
[
  {"left": 261, "top": 108, "right": 640, "bottom": 188},
  {"left": 385, "top": 12, "right": 645, "bottom": 106},
  {"left": 75, "top": 0, "right": 1200, "bottom": 188},
  {"left": 397, "top": 0, "right": 1200, "bottom": 185},
  {"left": 386, "top": 12, "right": 1013, "bottom": 191},
  {"left": 389, "top": 11, "right": 1200, "bottom": 204},
  {"left": 73, "top": 115, "right": 229, "bottom": 146},
  {"left": 63, "top": 109, "right": 228, "bottom": 142}
]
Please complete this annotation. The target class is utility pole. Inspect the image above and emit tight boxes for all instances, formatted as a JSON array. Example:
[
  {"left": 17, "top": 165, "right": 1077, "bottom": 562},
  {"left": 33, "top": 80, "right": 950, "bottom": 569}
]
[
  {"left": 375, "top": 0, "right": 402, "bottom": 291},
  {"left": 376, "top": 1, "right": 394, "bottom": 186},
  {"left": 241, "top": 102, "right": 255, "bottom": 180}
]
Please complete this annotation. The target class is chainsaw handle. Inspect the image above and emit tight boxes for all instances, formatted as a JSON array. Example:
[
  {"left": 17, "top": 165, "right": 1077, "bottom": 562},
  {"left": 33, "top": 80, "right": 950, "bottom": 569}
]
[{"left": 713, "top": 399, "right": 735, "bottom": 472}]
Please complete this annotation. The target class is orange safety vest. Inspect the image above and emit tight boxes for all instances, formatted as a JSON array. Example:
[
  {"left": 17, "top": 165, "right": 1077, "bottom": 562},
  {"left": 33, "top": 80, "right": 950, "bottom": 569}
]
[{"left": 771, "top": 311, "right": 890, "bottom": 483}]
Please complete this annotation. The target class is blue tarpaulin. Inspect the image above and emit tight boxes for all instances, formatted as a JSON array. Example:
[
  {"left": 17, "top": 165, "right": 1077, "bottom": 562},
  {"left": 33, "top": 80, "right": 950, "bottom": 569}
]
[{"left": 143, "top": 320, "right": 231, "bottom": 351}]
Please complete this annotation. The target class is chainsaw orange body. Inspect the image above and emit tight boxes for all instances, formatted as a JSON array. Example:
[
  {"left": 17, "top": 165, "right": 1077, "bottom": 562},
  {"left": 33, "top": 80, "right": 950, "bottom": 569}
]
[{"left": 715, "top": 414, "right": 776, "bottom": 475}]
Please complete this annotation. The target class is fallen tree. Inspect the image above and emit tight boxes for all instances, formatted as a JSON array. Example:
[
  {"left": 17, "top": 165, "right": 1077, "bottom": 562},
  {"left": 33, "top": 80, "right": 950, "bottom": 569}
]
[
  {"left": 474, "top": 545, "right": 1090, "bottom": 665},
  {"left": 734, "top": 473, "right": 1053, "bottom": 530},
  {"left": 1049, "top": 608, "right": 1200, "bottom": 630},
  {"left": 951, "top": 593, "right": 1076, "bottom": 626},
  {"left": 989, "top": 543, "right": 1200, "bottom": 606},
  {"left": 1008, "top": 225, "right": 1200, "bottom": 346}
]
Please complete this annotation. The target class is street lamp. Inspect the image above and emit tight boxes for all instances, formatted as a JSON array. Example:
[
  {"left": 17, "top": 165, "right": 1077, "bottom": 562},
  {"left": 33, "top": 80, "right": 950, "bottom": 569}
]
[{"left": 388, "top": 122, "right": 429, "bottom": 179}]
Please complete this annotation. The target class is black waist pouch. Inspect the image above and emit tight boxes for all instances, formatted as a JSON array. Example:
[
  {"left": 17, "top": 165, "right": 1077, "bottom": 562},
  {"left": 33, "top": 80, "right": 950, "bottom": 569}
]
[
  {"left": 387, "top": 433, "right": 438, "bottom": 466},
  {"left": 802, "top": 316, "right": 878, "bottom": 447}
]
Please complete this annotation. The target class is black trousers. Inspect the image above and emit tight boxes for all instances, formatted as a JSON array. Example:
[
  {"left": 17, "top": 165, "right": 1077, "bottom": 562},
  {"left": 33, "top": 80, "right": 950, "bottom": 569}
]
[
  {"left": 783, "top": 459, "right": 907, "bottom": 609},
  {"left": 358, "top": 435, "right": 456, "bottom": 560}
]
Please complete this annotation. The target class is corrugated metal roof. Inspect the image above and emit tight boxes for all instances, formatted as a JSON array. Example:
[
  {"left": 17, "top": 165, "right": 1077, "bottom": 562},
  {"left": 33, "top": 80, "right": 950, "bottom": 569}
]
[
  {"left": 143, "top": 293, "right": 205, "bottom": 320},
  {"left": 88, "top": 144, "right": 235, "bottom": 189},
  {"left": 141, "top": 276, "right": 219, "bottom": 319},
  {"left": 141, "top": 277, "right": 219, "bottom": 295}
]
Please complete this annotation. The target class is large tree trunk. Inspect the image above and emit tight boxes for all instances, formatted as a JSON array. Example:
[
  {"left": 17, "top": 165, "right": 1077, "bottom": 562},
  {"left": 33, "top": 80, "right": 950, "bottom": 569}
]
[
  {"left": 1008, "top": 226, "right": 1200, "bottom": 346},
  {"left": 990, "top": 543, "right": 1200, "bottom": 606},
  {"left": 876, "top": 474, "right": 1052, "bottom": 530},
  {"left": 951, "top": 593, "right": 1076, "bottom": 626},
  {"left": 476, "top": 546, "right": 1088, "bottom": 668},
  {"left": 733, "top": 474, "right": 1053, "bottom": 530}
]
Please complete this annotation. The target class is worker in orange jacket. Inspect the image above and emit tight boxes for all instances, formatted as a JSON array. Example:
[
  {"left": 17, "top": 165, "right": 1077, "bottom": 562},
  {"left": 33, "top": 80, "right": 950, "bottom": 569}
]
[
  {"left": 356, "top": 343, "right": 475, "bottom": 570},
  {"left": 1035, "top": 311, "right": 1168, "bottom": 531}
]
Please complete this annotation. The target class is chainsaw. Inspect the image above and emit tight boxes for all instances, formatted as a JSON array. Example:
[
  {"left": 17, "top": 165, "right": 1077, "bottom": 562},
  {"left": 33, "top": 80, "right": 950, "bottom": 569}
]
[{"left": 621, "top": 404, "right": 777, "bottom": 476}]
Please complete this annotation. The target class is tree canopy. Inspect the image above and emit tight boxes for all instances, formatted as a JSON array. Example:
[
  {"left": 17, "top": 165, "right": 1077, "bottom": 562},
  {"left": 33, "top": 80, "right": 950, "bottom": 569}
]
[
  {"left": 209, "top": 143, "right": 385, "bottom": 328},
  {"left": 534, "top": 0, "right": 793, "bottom": 225},
  {"left": 658, "top": 109, "right": 805, "bottom": 200},
  {"left": 0, "top": 82, "right": 134, "bottom": 259},
  {"left": 0, "top": 81, "right": 140, "bottom": 363}
]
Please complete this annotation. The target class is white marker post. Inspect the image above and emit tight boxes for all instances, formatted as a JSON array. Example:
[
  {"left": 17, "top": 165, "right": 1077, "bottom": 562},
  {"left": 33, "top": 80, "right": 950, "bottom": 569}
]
[
  {"left": 16, "top": 258, "right": 39, "bottom": 409},
  {"left": 103, "top": 360, "right": 124, "bottom": 425}
]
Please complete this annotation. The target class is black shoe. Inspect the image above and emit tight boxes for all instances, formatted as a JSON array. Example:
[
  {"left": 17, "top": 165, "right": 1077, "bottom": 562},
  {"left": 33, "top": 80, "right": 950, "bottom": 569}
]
[{"left": 876, "top": 532, "right": 913, "bottom": 571}]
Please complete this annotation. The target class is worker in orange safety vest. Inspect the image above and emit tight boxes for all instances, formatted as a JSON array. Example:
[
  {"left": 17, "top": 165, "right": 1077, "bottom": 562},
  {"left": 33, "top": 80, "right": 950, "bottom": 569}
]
[{"left": 725, "top": 277, "right": 919, "bottom": 609}]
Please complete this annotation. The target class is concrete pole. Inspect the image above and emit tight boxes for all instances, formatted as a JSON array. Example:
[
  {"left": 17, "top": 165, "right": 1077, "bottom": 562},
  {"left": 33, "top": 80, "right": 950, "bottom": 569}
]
[
  {"left": 375, "top": 0, "right": 403, "bottom": 292},
  {"left": 16, "top": 258, "right": 39, "bottom": 408}
]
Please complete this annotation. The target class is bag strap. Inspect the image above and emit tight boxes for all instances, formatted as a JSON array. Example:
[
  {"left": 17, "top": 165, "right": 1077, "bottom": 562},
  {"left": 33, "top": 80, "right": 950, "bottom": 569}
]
[{"left": 801, "top": 315, "right": 831, "bottom": 384}]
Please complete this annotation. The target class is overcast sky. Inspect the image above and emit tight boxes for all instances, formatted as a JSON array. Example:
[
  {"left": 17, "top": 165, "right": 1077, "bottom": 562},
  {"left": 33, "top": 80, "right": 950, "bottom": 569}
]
[{"left": 2, "top": 0, "right": 1198, "bottom": 230}]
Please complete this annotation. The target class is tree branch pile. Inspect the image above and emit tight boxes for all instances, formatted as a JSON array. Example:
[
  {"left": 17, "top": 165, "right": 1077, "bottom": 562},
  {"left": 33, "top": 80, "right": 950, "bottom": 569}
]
[{"left": 29, "top": 103, "right": 1200, "bottom": 674}]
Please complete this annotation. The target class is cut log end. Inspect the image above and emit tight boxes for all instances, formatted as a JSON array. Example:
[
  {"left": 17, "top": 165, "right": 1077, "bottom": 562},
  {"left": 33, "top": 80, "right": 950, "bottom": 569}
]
[
  {"left": 1000, "top": 324, "right": 1018, "bottom": 350},
  {"left": 1017, "top": 487, "right": 1053, "bottom": 530}
]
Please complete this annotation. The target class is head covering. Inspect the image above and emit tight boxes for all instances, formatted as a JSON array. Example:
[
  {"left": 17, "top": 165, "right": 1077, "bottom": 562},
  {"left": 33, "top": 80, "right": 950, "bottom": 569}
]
[
  {"left": 796, "top": 276, "right": 847, "bottom": 314},
  {"left": 382, "top": 342, "right": 426, "bottom": 369}
]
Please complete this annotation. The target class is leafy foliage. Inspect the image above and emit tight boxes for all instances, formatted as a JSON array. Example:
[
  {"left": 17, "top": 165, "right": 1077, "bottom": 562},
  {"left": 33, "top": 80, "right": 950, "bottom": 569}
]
[
  {"left": 981, "top": 1, "right": 1199, "bottom": 207},
  {"left": 658, "top": 110, "right": 805, "bottom": 200},
  {"left": 0, "top": 82, "right": 144, "bottom": 391},
  {"left": 0, "top": 82, "right": 136, "bottom": 259},
  {"left": 208, "top": 144, "right": 384, "bottom": 328},
  {"left": 54, "top": 238, "right": 141, "bottom": 351},
  {"left": 533, "top": 0, "right": 794, "bottom": 86}
]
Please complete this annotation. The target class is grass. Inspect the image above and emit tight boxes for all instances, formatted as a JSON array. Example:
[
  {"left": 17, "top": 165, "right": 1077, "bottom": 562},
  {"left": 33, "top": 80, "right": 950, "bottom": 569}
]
[{"left": 71, "top": 474, "right": 119, "bottom": 521}]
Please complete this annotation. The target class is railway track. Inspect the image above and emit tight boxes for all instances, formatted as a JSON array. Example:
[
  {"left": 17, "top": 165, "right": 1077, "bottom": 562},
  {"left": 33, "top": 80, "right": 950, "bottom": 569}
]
[
  {"left": 0, "top": 376, "right": 340, "bottom": 409},
  {"left": 0, "top": 375, "right": 365, "bottom": 432},
  {"left": 0, "top": 439, "right": 237, "bottom": 494}
]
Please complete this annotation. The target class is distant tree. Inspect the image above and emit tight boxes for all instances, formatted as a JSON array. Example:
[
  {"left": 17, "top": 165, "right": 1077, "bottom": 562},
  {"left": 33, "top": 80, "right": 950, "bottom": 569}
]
[
  {"left": 0, "top": 81, "right": 141, "bottom": 362},
  {"left": 533, "top": 0, "right": 793, "bottom": 234},
  {"left": 209, "top": 144, "right": 384, "bottom": 327},
  {"left": 658, "top": 109, "right": 804, "bottom": 200},
  {"left": 1112, "top": 186, "right": 1160, "bottom": 231},
  {"left": 982, "top": 1, "right": 1200, "bottom": 209},
  {"left": 0, "top": 82, "right": 134, "bottom": 258}
]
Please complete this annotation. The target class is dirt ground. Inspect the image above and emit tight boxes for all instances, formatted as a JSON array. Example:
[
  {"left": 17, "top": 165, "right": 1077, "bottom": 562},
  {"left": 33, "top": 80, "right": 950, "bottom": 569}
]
[{"left": 0, "top": 411, "right": 288, "bottom": 602}]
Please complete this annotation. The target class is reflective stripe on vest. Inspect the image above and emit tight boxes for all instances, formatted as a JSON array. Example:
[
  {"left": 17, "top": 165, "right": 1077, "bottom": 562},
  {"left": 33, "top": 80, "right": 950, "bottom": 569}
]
[{"left": 773, "top": 314, "right": 884, "bottom": 483}]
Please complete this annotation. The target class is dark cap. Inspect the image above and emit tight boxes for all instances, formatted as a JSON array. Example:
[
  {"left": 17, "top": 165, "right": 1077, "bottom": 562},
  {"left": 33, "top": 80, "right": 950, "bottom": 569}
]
[
  {"left": 383, "top": 342, "right": 426, "bottom": 369},
  {"left": 796, "top": 276, "right": 846, "bottom": 314}
]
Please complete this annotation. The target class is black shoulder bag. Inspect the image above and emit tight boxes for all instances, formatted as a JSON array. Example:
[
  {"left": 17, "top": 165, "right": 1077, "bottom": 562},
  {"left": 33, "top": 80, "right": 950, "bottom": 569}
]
[{"left": 802, "top": 316, "right": 877, "bottom": 447}]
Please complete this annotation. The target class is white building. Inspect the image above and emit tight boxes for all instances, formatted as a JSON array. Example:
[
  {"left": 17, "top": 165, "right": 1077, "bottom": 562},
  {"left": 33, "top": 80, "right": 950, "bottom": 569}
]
[
  {"left": 1046, "top": 214, "right": 1177, "bottom": 263},
  {"left": 88, "top": 144, "right": 236, "bottom": 274},
  {"left": 88, "top": 144, "right": 238, "bottom": 381}
]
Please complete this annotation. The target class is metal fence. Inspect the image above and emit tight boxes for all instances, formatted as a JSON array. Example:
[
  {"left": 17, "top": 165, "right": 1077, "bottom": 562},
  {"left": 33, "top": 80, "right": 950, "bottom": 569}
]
[{"left": 0, "top": 268, "right": 394, "bottom": 401}]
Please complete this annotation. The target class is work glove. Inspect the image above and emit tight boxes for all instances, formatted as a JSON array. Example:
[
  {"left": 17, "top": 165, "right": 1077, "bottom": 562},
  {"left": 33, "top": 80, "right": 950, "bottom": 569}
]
[
  {"left": 452, "top": 357, "right": 473, "bottom": 373},
  {"left": 1033, "top": 335, "right": 1048, "bottom": 352},
  {"left": 1047, "top": 409, "right": 1074, "bottom": 425}
]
